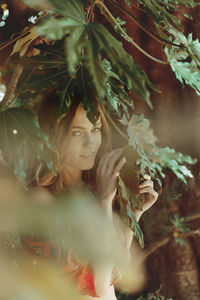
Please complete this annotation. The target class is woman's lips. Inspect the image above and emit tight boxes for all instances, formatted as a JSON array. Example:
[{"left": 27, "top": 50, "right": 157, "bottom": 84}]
[{"left": 80, "top": 152, "right": 96, "bottom": 158}]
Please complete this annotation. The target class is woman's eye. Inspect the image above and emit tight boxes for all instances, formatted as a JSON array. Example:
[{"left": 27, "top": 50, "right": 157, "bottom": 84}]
[
  {"left": 72, "top": 130, "right": 81, "bottom": 136},
  {"left": 92, "top": 127, "right": 101, "bottom": 133}
]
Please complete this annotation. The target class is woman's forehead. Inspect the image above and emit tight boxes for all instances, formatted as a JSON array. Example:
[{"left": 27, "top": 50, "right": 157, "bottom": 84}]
[{"left": 72, "top": 105, "right": 101, "bottom": 127}]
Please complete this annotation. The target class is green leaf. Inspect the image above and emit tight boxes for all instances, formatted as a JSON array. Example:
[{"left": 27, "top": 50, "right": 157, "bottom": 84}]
[
  {"left": 164, "top": 32, "right": 200, "bottom": 95},
  {"left": 0, "top": 108, "right": 55, "bottom": 185},
  {"left": 137, "top": 285, "right": 173, "bottom": 300},
  {"left": 113, "top": 17, "right": 129, "bottom": 42},
  {"left": 118, "top": 176, "right": 144, "bottom": 248},
  {"left": 123, "top": 114, "right": 196, "bottom": 186},
  {"left": 127, "top": 114, "right": 157, "bottom": 149},
  {"left": 36, "top": 0, "right": 86, "bottom": 74},
  {"left": 125, "top": 0, "right": 131, "bottom": 8},
  {"left": 154, "top": 147, "right": 197, "bottom": 184},
  {"left": 88, "top": 22, "right": 153, "bottom": 102},
  {"left": 125, "top": 114, "right": 158, "bottom": 175},
  {"left": 135, "top": 0, "right": 198, "bottom": 29},
  {"left": 175, "top": 237, "right": 187, "bottom": 247},
  {"left": 170, "top": 214, "right": 190, "bottom": 233},
  {"left": 99, "top": 59, "right": 133, "bottom": 117},
  {"left": 36, "top": 3, "right": 154, "bottom": 103},
  {"left": 84, "top": 30, "right": 109, "bottom": 98},
  {"left": 54, "top": 84, "right": 72, "bottom": 120}
]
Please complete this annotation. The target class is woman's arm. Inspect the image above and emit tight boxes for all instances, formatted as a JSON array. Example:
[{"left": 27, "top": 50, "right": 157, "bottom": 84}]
[
  {"left": 93, "top": 149, "right": 125, "bottom": 296},
  {"left": 93, "top": 149, "right": 159, "bottom": 296}
]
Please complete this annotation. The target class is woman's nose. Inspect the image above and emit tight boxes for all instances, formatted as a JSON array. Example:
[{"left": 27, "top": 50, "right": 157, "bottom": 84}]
[{"left": 82, "top": 132, "right": 94, "bottom": 148}]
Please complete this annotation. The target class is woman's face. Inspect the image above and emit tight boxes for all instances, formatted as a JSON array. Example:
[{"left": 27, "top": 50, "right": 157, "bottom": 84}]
[{"left": 64, "top": 105, "right": 102, "bottom": 172}]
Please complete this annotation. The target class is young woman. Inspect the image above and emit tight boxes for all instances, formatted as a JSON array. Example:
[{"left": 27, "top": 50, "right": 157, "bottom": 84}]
[{"left": 22, "top": 97, "right": 158, "bottom": 300}]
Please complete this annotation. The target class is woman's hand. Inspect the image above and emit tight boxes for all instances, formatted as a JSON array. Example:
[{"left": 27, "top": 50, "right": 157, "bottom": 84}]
[
  {"left": 96, "top": 148, "right": 126, "bottom": 214},
  {"left": 134, "top": 174, "right": 158, "bottom": 221}
]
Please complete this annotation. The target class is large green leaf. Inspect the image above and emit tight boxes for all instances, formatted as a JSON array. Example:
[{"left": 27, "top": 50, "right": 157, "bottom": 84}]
[
  {"left": 126, "top": 114, "right": 158, "bottom": 175},
  {"left": 86, "top": 23, "right": 154, "bottom": 102},
  {"left": 36, "top": 2, "right": 154, "bottom": 104},
  {"left": 0, "top": 108, "right": 55, "bottom": 185},
  {"left": 124, "top": 114, "right": 197, "bottom": 183}
]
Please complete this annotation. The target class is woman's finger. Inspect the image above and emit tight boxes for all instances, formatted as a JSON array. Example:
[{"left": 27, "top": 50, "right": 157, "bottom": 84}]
[
  {"left": 138, "top": 187, "right": 156, "bottom": 194},
  {"left": 101, "top": 149, "right": 119, "bottom": 175},
  {"left": 97, "top": 150, "right": 115, "bottom": 173},
  {"left": 106, "top": 149, "right": 123, "bottom": 176},
  {"left": 98, "top": 149, "right": 122, "bottom": 175},
  {"left": 143, "top": 174, "right": 151, "bottom": 181},
  {"left": 139, "top": 180, "right": 153, "bottom": 189},
  {"left": 113, "top": 156, "right": 126, "bottom": 177}
]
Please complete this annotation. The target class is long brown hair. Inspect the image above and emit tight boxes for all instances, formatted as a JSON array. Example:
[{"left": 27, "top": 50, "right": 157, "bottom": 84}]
[{"left": 31, "top": 96, "right": 111, "bottom": 194}]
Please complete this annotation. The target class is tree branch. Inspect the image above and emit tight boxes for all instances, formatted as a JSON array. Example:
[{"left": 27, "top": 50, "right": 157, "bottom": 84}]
[
  {"left": 138, "top": 236, "right": 170, "bottom": 265},
  {"left": 138, "top": 227, "right": 200, "bottom": 265},
  {"left": 186, "top": 213, "right": 200, "bottom": 222},
  {"left": 100, "top": 105, "right": 129, "bottom": 141},
  {"left": 179, "top": 229, "right": 200, "bottom": 238}
]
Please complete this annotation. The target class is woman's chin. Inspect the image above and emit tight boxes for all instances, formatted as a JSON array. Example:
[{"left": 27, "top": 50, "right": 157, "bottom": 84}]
[
  {"left": 81, "top": 161, "right": 95, "bottom": 170},
  {"left": 82, "top": 163, "right": 95, "bottom": 171},
  {"left": 80, "top": 157, "right": 96, "bottom": 170}
]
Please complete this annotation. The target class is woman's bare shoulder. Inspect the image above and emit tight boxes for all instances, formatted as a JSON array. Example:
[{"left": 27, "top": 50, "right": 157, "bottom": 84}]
[{"left": 30, "top": 186, "right": 55, "bottom": 205}]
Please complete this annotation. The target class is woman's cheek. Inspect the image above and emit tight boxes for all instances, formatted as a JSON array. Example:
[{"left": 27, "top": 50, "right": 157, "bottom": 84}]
[{"left": 95, "top": 133, "right": 102, "bottom": 151}]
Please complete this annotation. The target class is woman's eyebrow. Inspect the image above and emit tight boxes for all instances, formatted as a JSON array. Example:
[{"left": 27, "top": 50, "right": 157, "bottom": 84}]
[
  {"left": 72, "top": 126, "right": 85, "bottom": 129},
  {"left": 94, "top": 121, "right": 102, "bottom": 126},
  {"left": 72, "top": 122, "right": 102, "bottom": 129}
]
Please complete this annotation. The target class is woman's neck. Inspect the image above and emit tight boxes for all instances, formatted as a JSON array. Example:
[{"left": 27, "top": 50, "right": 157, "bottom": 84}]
[{"left": 63, "top": 167, "right": 82, "bottom": 187}]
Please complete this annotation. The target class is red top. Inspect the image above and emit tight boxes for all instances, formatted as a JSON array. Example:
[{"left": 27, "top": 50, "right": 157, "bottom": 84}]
[{"left": 20, "top": 237, "right": 121, "bottom": 297}]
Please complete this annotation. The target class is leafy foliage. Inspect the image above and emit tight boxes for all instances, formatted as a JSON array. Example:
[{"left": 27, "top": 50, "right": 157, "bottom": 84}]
[
  {"left": 169, "top": 214, "right": 190, "bottom": 246},
  {"left": 0, "top": 107, "right": 55, "bottom": 185},
  {"left": 35, "top": 0, "right": 154, "bottom": 104},
  {"left": 0, "top": 0, "right": 199, "bottom": 249},
  {"left": 165, "top": 33, "right": 200, "bottom": 95},
  {"left": 152, "top": 147, "right": 197, "bottom": 183},
  {"left": 136, "top": 285, "right": 173, "bottom": 300},
  {"left": 117, "top": 114, "right": 196, "bottom": 232},
  {"left": 169, "top": 214, "right": 190, "bottom": 233},
  {"left": 118, "top": 175, "right": 144, "bottom": 248},
  {"left": 125, "top": 0, "right": 131, "bottom": 9},
  {"left": 134, "top": 0, "right": 197, "bottom": 28},
  {"left": 123, "top": 114, "right": 196, "bottom": 183},
  {"left": 9, "top": 27, "right": 41, "bottom": 57}
]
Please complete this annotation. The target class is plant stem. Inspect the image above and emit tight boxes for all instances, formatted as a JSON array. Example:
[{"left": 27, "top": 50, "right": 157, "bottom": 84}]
[
  {"left": 100, "top": 104, "right": 129, "bottom": 141},
  {"left": 96, "top": 0, "right": 168, "bottom": 65},
  {"left": 1, "top": 64, "right": 23, "bottom": 109},
  {"left": 138, "top": 236, "right": 170, "bottom": 264},
  {"left": 0, "top": 27, "right": 32, "bottom": 51},
  {"left": 186, "top": 213, "right": 200, "bottom": 222},
  {"left": 87, "top": 0, "right": 96, "bottom": 23}
]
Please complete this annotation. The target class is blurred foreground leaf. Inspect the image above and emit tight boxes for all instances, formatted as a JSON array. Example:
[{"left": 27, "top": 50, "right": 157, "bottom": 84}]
[
  {"left": 0, "top": 108, "right": 55, "bottom": 185},
  {"left": 0, "top": 253, "right": 82, "bottom": 300}
]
